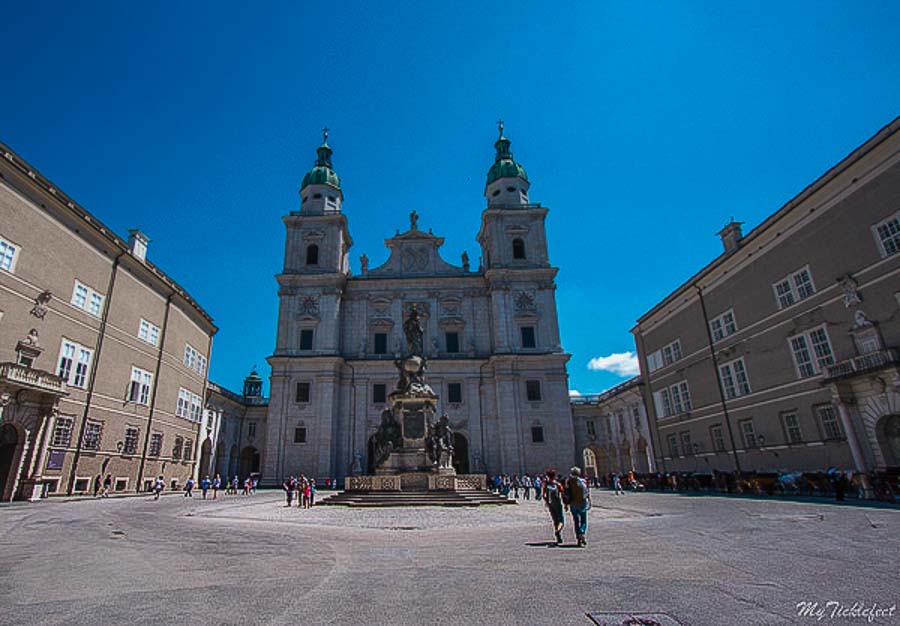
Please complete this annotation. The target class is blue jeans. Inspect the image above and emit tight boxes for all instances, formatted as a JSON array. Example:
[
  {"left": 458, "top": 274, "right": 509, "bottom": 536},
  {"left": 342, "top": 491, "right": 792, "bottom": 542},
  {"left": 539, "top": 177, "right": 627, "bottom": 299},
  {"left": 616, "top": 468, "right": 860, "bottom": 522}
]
[{"left": 570, "top": 505, "right": 588, "bottom": 537}]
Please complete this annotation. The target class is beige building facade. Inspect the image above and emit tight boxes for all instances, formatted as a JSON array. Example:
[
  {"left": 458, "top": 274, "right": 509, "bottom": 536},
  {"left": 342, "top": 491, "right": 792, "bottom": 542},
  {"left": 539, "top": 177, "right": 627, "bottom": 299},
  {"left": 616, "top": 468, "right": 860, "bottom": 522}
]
[
  {"left": 571, "top": 377, "right": 656, "bottom": 478},
  {"left": 632, "top": 117, "right": 900, "bottom": 478},
  {"left": 263, "top": 128, "right": 576, "bottom": 484},
  {"left": 0, "top": 142, "right": 216, "bottom": 500}
]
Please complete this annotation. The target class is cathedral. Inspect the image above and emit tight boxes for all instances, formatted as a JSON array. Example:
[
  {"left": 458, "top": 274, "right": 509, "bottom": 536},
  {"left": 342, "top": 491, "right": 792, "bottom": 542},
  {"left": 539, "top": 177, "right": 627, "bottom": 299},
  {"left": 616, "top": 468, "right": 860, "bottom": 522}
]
[{"left": 260, "top": 126, "right": 575, "bottom": 484}]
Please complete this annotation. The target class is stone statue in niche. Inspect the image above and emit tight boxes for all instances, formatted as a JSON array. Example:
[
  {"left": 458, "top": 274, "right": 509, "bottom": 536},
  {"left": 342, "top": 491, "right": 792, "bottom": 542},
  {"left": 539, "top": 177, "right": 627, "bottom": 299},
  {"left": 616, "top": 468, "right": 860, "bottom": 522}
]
[
  {"left": 839, "top": 275, "right": 862, "bottom": 308},
  {"left": 853, "top": 309, "right": 873, "bottom": 329},
  {"left": 350, "top": 449, "right": 363, "bottom": 476},
  {"left": 403, "top": 305, "right": 425, "bottom": 357}
]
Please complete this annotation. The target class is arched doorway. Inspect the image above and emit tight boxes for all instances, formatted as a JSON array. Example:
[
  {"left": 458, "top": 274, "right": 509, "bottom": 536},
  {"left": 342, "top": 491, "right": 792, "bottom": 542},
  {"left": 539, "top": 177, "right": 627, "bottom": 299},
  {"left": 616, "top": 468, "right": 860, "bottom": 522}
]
[
  {"left": 635, "top": 437, "right": 650, "bottom": 473},
  {"left": 876, "top": 415, "right": 900, "bottom": 467},
  {"left": 199, "top": 439, "right": 213, "bottom": 478},
  {"left": 582, "top": 447, "right": 598, "bottom": 478},
  {"left": 239, "top": 446, "right": 260, "bottom": 478},
  {"left": 0, "top": 424, "right": 21, "bottom": 501},
  {"left": 452, "top": 433, "right": 469, "bottom": 474}
]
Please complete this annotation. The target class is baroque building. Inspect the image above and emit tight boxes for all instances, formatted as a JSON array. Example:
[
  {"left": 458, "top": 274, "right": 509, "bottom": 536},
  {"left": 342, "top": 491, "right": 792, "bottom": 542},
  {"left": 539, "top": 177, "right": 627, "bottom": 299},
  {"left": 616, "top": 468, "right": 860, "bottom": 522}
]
[
  {"left": 632, "top": 116, "right": 900, "bottom": 481},
  {"left": 0, "top": 141, "right": 216, "bottom": 500},
  {"left": 262, "top": 127, "right": 575, "bottom": 484},
  {"left": 571, "top": 377, "right": 655, "bottom": 478}
]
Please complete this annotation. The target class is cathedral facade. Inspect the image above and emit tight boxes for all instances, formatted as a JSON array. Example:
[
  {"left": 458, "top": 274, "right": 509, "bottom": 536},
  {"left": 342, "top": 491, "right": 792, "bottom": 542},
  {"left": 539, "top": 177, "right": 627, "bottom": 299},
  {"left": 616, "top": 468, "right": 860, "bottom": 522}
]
[{"left": 261, "top": 127, "right": 575, "bottom": 483}]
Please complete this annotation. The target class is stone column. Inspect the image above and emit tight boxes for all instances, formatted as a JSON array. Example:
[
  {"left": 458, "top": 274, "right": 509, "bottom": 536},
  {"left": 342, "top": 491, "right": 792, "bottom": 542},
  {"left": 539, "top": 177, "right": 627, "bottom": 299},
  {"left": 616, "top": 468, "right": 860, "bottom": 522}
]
[{"left": 832, "top": 395, "right": 872, "bottom": 499}]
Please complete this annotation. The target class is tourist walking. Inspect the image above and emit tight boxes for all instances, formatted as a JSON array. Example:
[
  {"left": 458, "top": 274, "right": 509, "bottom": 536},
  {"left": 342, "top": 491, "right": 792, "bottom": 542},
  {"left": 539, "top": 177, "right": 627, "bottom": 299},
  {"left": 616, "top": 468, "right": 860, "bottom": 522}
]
[
  {"left": 242, "top": 476, "right": 252, "bottom": 495},
  {"left": 283, "top": 476, "right": 296, "bottom": 507},
  {"left": 153, "top": 475, "right": 165, "bottom": 500},
  {"left": 184, "top": 477, "right": 195, "bottom": 497},
  {"left": 102, "top": 473, "right": 112, "bottom": 497},
  {"left": 613, "top": 473, "right": 624, "bottom": 495},
  {"left": 522, "top": 474, "right": 532, "bottom": 500},
  {"left": 212, "top": 474, "right": 221, "bottom": 499},
  {"left": 565, "top": 467, "right": 590, "bottom": 547},
  {"left": 231, "top": 475, "right": 239, "bottom": 494},
  {"left": 201, "top": 475, "right": 211, "bottom": 499},
  {"left": 542, "top": 469, "right": 566, "bottom": 545},
  {"left": 93, "top": 474, "right": 102, "bottom": 498},
  {"left": 308, "top": 479, "right": 316, "bottom": 508}
]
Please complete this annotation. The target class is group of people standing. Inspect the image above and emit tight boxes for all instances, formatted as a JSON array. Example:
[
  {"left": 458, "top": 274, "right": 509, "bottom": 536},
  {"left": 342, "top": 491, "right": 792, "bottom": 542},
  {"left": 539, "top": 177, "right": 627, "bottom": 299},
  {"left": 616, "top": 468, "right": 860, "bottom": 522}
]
[
  {"left": 491, "top": 468, "right": 592, "bottom": 547},
  {"left": 181, "top": 474, "right": 259, "bottom": 499},
  {"left": 281, "top": 475, "right": 317, "bottom": 509}
]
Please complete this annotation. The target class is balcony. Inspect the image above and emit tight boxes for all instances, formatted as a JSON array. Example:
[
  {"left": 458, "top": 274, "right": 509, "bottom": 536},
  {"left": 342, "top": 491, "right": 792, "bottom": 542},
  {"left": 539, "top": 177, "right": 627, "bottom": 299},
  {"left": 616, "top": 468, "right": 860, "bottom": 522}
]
[
  {"left": 0, "top": 362, "right": 68, "bottom": 396},
  {"left": 824, "top": 348, "right": 900, "bottom": 381}
]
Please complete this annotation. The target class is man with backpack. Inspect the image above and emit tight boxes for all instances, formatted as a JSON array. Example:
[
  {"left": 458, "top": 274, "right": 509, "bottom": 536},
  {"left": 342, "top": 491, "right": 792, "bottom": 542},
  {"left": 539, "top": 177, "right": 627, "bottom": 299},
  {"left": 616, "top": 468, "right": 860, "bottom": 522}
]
[
  {"left": 541, "top": 469, "right": 566, "bottom": 545},
  {"left": 565, "top": 467, "right": 591, "bottom": 547}
]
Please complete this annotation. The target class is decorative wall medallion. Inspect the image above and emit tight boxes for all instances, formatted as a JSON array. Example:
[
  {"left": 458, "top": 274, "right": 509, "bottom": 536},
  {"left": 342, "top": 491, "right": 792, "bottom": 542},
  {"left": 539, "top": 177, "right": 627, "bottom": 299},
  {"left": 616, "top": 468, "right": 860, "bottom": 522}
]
[
  {"left": 514, "top": 290, "right": 537, "bottom": 312},
  {"left": 401, "top": 247, "right": 428, "bottom": 272},
  {"left": 30, "top": 290, "right": 52, "bottom": 319},
  {"left": 299, "top": 295, "right": 319, "bottom": 317}
]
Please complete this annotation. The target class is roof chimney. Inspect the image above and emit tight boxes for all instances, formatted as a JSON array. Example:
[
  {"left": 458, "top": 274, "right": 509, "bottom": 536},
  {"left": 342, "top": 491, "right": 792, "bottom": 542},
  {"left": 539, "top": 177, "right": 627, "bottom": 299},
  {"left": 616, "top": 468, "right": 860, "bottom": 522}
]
[
  {"left": 128, "top": 229, "right": 149, "bottom": 262},
  {"left": 717, "top": 219, "right": 744, "bottom": 255}
]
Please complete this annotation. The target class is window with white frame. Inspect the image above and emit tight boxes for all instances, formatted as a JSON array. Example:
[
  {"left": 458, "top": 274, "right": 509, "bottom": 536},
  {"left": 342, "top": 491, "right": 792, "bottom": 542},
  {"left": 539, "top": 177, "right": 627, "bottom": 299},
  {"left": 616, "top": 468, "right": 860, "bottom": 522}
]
[
  {"left": 873, "top": 212, "right": 900, "bottom": 257},
  {"left": 773, "top": 266, "right": 816, "bottom": 310},
  {"left": 647, "top": 350, "right": 664, "bottom": 372},
  {"left": 657, "top": 382, "right": 691, "bottom": 417},
  {"left": 782, "top": 411, "right": 803, "bottom": 444},
  {"left": 789, "top": 325, "right": 835, "bottom": 378},
  {"left": 739, "top": 419, "right": 757, "bottom": 449},
  {"left": 710, "top": 424, "right": 726, "bottom": 452},
  {"left": 183, "top": 343, "right": 206, "bottom": 375},
  {"left": 719, "top": 357, "right": 751, "bottom": 399},
  {"left": 123, "top": 426, "right": 139, "bottom": 455},
  {"left": 57, "top": 340, "right": 93, "bottom": 389},
  {"left": 662, "top": 339, "right": 683, "bottom": 366},
  {"left": 52, "top": 416, "right": 74, "bottom": 447},
  {"left": 189, "top": 393, "right": 203, "bottom": 422},
  {"left": 176, "top": 388, "right": 191, "bottom": 418},
  {"left": 680, "top": 431, "right": 693, "bottom": 455},
  {"left": 129, "top": 367, "right": 153, "bottom": 405},
  {"left": 816, "top": 405, "right": 844, "bottom": 440},
  {"left": 667, "top": 433, "right": 678, "bottom": 457},
  {"left": 0, "top": 236, "right": 19, "bottom": 272},
  {"left": 654, "top": 387, "right": 673, "bottom": 418},
  {"left": 710, "top": 309, "right": 738, "bottom": 342},
  {"left": 138, "top": 319, "right": 160, "bottom": 346},
  {"left": 70, "top": 280, "right": 104, "bottom": 317},
  {"left": 83, "top": 421, "right": 103, "bottom": 450}
]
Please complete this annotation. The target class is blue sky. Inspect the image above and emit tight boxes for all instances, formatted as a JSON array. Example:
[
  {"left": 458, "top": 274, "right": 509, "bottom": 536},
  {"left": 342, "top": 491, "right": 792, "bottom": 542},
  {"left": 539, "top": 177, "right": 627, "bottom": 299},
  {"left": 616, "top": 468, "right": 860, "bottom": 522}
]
[{"left": 2, "top": 2, "right": 899, "bottom": 395}]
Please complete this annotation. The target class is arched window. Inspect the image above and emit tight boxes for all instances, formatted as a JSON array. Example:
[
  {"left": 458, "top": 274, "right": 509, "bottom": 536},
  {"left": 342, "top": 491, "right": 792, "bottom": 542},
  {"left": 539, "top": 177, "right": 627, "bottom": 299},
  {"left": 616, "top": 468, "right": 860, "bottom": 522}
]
[
  {"left": 512, "top": 238, "right": 526, "bottom": 260},
  {"left": 306, "top": 244, "right": 319, "bottom": 265}
]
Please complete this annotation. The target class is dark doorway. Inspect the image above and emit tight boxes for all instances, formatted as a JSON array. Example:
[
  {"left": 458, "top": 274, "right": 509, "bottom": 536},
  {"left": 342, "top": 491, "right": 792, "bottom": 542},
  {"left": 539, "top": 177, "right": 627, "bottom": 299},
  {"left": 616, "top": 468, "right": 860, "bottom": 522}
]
[
  {"left": 0, "top": 424, "right": 21, "bottom": 501},
  {"left": 239, "top": 446, "right": 260, "bottom": 478},
  {"left": 199, "top": 439, "right": 213, "bottom": 478},
  {"left": 452, "top": 433, "right": 469, "bottom": 474},
  {"left": 366, "top": 436, "right": 376, "bottom": 474}
]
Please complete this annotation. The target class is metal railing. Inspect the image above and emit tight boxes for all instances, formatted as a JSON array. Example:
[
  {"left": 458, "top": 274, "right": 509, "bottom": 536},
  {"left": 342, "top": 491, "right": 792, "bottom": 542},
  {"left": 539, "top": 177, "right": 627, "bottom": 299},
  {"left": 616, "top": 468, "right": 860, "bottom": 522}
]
[{"left": 824, "top": 348, "right": 899, "bottom": 381}]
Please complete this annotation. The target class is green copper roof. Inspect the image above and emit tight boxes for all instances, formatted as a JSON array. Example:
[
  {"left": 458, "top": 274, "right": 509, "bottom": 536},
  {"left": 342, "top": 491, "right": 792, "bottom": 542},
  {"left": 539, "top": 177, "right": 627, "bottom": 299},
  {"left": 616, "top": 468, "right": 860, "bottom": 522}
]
[
  {"left": 301, "top": 134, "right": 341, "bottom": 191},
  {"left": 486, "top": 130, "right": 528, "bottom": 186}
]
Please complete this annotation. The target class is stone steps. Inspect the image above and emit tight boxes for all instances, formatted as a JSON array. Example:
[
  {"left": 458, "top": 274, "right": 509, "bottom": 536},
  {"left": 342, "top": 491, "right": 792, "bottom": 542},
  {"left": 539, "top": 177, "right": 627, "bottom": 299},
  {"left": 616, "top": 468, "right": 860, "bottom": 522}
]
[{"left": 319, "top": 489, "right": 517, "bottom": 507}]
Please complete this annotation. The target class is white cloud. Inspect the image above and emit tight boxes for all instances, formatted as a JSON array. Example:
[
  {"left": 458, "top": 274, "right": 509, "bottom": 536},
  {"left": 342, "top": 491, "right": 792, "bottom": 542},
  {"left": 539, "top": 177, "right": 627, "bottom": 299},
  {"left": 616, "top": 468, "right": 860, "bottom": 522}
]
[
  {"left": 568, "top": 389, "right": 582, "bottom": 397},
  {"left": 587, "top": 351, "right": 640, "bottom": 377}
]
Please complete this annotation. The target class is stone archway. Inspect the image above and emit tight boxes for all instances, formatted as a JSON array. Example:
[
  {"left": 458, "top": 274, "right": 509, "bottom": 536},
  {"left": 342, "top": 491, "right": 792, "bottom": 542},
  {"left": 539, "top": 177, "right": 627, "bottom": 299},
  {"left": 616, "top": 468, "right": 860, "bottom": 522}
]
[
  {"left": 875, "top": 415, "right": 900, "bottom": 467},
  {"left": 582, "top": 447, "right": 598, "bottom": 478},
  {"left": 239, "top": 446, "right": 260, "bottom": 478},
  {"left": 452, "top": 433, "right": 469, "bottom": 475},
  {"left": 0, "top": 423, "right": 23, "bottom": 501},
  {"left": 635, "top": 437, "right": 650, "bottom": 473},
  {"left": 198, "top": 438, "right": 213, "bottom": 479}
]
